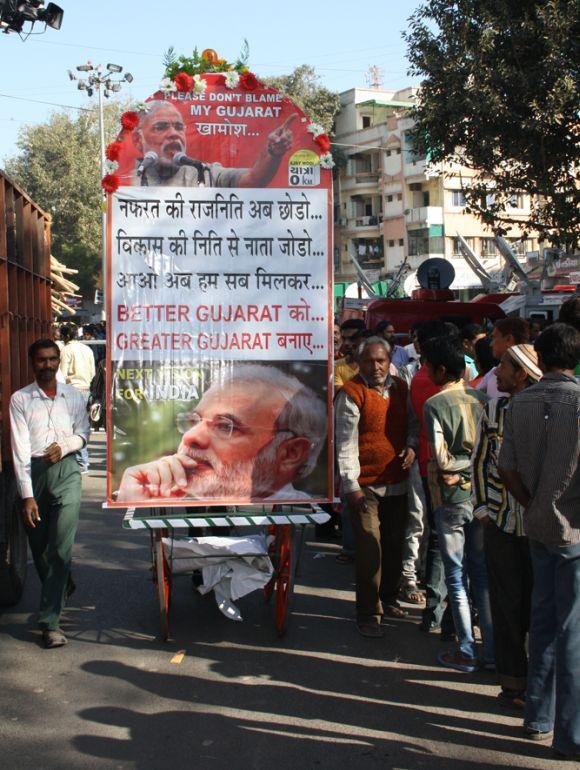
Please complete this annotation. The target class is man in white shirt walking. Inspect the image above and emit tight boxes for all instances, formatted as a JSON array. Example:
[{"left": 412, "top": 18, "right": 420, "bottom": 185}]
[
  {"left": 9, "top": 339, "right": 89, "bottom": 648},
  {"left": 59, "top": 325, "right": 95, "bottom": 473}
]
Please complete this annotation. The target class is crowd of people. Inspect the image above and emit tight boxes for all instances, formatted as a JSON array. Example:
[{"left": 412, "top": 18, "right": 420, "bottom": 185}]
[
  {"left": 331, "top": 296, "right": 579, "bottom": 760},
  {"left": 8, "top": 297, "right": 580, "bottom": 760}
]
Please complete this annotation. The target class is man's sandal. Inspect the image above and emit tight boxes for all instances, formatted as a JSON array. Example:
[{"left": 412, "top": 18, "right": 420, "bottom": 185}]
[
  {"left": 383, "top": 604, "right": 409, "bottom": 619},
  {"left": 42, "top": 629, "right": 67, "bottom": 648},
  {"left": 356, "top": 622, "right": 385, "bottom": 638},
  {"left": 400, "top": 585, "right": 425, "bottom": 604}
]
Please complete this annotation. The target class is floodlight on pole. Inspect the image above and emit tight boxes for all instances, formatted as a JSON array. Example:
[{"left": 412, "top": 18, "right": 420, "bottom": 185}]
[
  {"left": 0, "top": 1, "right": 63, "bottom": 36},
  {"left": 69, "top": 60, "right": 133, "bottom": 319}
]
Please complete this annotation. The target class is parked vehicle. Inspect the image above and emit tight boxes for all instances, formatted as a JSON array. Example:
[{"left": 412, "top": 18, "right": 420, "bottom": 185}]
[
  {"left": 0, "top": 170, "right": 52, "bottom": 605},
  {"left": 342, "top": 258, "right": 506, "bottom": 341}
]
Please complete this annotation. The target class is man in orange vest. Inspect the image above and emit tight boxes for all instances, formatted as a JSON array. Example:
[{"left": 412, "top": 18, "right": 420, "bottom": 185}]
[{"left": 335, "top": 336, "right": 418, "bottom": 637}]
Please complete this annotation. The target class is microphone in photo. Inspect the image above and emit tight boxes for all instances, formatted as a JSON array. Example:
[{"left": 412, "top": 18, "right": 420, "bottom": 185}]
[
  {"left": 173, "top": 152, "right": 209, "bottom": 184},
  {"left": 137, "top": 151, "right": 159, "bottom": 176},
  {"left": 173, "top": 152, "right": 204, "bottom": 170}
]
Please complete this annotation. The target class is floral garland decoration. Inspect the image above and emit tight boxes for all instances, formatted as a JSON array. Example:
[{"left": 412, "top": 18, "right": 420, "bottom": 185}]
[
  {"left": 193, "top": 74, "right": 206, "bottom": 94},
  {"left": 162, "top": 42, "right": 250, "bottom": 78},
  {"left": 101, "top": 173, "right": 120, "bottom": 193},
  {"left": 105, "top": 141, "right": 123, "bottom": 163},
  {"left": 307, "top": 122, "right": 334, "bottom": 168},
  {"left": 319, "top": 153, "right": 335, "bottom": 169},
  {"left": 159, "top": 46, "right": 260, "bottom": 95},
  {"left": 120, "top": 111, "right": 139, "bottom": 131}
]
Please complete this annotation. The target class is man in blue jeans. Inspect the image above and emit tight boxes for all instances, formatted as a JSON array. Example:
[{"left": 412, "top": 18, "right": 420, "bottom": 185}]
[
  {"left": 500, "top": 323, "right": 580, "bottom": 759},
  {"left": 422, "top": 336, "right": 493, "bottom": 672}
]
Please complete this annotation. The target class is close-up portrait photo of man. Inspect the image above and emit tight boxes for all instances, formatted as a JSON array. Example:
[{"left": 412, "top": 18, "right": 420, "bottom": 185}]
[{"left": 116, "top": 364, "right": 327, "bottom": 503}]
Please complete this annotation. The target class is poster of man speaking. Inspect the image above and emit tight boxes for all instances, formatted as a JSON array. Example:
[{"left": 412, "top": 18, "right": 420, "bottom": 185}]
[
  {"left": 105, "top": 50, "right": 334, "bottom": 507},
  {"left": 132, "top": 100, "right": 296, "bottom": 188}
]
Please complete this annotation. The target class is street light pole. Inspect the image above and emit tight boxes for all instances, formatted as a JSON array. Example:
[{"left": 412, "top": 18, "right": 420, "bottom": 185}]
[
  {"left": 68, "top": 61, "right": 133, "bottom": 319},
  {"left": 96, "top": 69, "right": 107, "bottom": 320}
]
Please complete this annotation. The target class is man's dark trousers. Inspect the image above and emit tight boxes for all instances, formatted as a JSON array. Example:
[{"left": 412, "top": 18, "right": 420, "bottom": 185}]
[
  {"left": 28, "top": 455, "right": 81, "bottom": 631},
  {"left": 351, "top": 488, "right": 408, "bottom": 623},
  {"left": 484, "top": 521, "right": 533, "bottom": 692}
]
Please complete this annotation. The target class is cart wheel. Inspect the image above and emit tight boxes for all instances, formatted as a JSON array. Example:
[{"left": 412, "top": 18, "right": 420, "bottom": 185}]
[
  {"left": 152, "top": 529, "right": 172, "bottom": 641},
  {"left": 274, "top": 525, "right": 293, "bottom": 637}
]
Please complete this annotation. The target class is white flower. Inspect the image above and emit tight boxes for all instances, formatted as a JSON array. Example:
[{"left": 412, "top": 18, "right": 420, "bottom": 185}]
[
  {"left": 193, "top": 74, "right": 206, "bottom": 94},
  {"left": 319, "top": 152, "right": 335, "bottom": 169},
  {"left": 159, "top": 77, "right": 177, "bottom": 93},
  {"left": 224, "top": 70, "right": 240, "bottom": 89},
  {"left": 307, "top": 122, "right": 324, "bottom": 138},
  {"left": 134, "top": 102, "right": 151, "bottom": 114}
]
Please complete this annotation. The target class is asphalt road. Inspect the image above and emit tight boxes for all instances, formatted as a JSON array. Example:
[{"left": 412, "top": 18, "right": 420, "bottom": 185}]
[{"left": 0, "top": 434, "right": 574, "bottom": 769}]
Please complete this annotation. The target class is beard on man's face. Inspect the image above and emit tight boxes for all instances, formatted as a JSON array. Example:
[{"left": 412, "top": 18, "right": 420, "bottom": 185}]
[{"left": 177, "top": 443, "right": 281, "bottom": 499}]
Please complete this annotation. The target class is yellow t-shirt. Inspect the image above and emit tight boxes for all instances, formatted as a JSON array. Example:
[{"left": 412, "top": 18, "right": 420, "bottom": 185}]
[{"left": 334, "top": 358, "right": 359, "bottom": 390}]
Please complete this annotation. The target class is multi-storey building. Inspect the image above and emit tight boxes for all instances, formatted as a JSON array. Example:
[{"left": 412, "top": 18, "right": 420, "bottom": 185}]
[{"left": 333, "top": 87, "right": 538, "bottom": 294}]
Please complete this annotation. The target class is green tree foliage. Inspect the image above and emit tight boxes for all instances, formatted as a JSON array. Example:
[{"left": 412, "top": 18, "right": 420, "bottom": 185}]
[
  {"left": 404, "top": 0, "right": 579, "bottom": 250},
  {"left": 5, "top": 103, "right": 125, "bottom": 296},
  {"left": 265, "top": 65, "right": 340, "bottom": 134}
]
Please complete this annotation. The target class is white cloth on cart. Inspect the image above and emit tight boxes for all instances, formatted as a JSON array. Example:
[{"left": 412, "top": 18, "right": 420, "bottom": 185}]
[{"left": 162, "top": 534, "right": 273, "bottom": 622}]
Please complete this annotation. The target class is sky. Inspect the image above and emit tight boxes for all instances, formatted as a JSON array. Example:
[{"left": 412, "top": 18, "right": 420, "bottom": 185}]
[{"left": 0, "top": 0, "right": 422, "bottom": 163}]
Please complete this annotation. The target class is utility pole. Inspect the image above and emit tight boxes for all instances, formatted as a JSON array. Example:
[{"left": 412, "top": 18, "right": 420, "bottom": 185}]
[{"left": 68, "top": 62, "right": 133, "bottom": 319}]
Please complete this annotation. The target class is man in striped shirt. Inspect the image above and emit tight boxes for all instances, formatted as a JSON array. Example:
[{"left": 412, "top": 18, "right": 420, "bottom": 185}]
[
  {"left": 422, "top": 336, "right": 493, "bottom": 672},
  {"left": 471, "top": 344, "right": 542, "bottom": 707},
  {"left": 499, "top": 323, "right": 580, "bottom": 758}
]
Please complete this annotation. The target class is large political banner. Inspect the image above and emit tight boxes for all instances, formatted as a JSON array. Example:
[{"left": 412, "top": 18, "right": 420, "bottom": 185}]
[{"left": 105, "top": 65, "right": 333, "bottom": 507}]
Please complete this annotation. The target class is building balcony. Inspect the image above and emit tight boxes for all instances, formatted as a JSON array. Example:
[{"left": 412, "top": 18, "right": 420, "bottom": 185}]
[
  {"left": 403, "top": 158, "right": 427, "bottom": 179},
  {"left": 339, "top": 215, "right": 382, "bottom": 231},
  {"left": 405, "top": 206, "right": 444, "bottom": 227},
  {"left": 340, "top": 174, "right": 382, "bottom": 193},
  {"left": 355, "top": 169, "right": 380, "bottom": 181},
  {"left": 337, "top": 124, "right": 390, "bottom": 146}
]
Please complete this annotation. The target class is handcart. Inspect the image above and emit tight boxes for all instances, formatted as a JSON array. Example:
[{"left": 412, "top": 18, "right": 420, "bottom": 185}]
[{"left": 122, "top": 505, "right": 330, "bottom": 640}]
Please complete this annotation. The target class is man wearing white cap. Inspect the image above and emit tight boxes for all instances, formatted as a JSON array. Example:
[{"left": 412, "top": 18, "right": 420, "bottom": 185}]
[{"left": 471, "top": 344, "right": 542, "bottom": 708}]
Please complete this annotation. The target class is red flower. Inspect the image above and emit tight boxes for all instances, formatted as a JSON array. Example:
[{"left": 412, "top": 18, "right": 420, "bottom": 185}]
[
  {"left": 101, "top": 173, "right": 119, "bottom": 193},
  {"left": 314, "top": 133, "right": 331, "bottom": 152},
  {"left": 106, "top": 141, "right": 123, "bottom": 162},
  {"left": 174, "top": 73, "right": 194, "bottom": 92},
  {"left": 215, "top": 74, "right": 226, "bottom": 87},
  {"left": 240, "top": 72, "right": 259, "bottom": 90},
  {"left": 120, "top": 111, "right": 139, "bottom": 131}
]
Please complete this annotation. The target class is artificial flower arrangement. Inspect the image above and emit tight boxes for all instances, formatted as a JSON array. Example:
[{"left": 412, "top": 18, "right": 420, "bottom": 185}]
[{"left": 102, "top": 42, "right": 334, "bottom": 192}]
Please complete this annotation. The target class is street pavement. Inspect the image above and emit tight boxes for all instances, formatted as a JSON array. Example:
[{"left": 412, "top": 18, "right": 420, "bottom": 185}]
[{"left": 0, "top": 433, "right": 575, "bottom": 769}]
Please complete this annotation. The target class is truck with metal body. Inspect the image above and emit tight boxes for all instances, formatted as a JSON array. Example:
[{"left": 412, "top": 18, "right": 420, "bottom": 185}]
[{"left": 0, "top": 170, "right": 52, "bottom": 605}]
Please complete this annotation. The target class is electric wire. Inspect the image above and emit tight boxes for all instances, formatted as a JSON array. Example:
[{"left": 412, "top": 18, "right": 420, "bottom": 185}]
[{"left": 0, "top": 93, "right": 95, "bottom": 112}]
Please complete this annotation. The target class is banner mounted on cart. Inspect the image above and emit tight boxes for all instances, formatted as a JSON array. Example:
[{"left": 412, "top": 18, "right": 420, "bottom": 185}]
[{"left": 105, "top": 54, "right": 334, "bottom": 508}]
